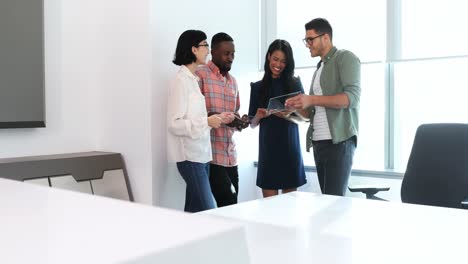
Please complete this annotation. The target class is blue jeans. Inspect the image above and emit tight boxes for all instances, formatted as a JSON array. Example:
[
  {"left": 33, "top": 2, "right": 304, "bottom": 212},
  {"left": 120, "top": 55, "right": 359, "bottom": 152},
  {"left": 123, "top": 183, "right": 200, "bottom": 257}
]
[
  {"left": 176, "top": 161, "right": 216, "bottom": 212},
  {"left": 312, "top": 136, "right": 356, "bottom": 196}
]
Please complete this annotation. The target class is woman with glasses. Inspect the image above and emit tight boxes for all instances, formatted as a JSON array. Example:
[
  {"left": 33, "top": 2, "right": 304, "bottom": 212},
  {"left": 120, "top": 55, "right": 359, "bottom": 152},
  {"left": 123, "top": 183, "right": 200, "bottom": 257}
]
[
  {"left": 167, "top": 30, "right": 231, "bottom": 212},
  {"left": 248, "top": 39, "right": 307, "bottom": 198}
]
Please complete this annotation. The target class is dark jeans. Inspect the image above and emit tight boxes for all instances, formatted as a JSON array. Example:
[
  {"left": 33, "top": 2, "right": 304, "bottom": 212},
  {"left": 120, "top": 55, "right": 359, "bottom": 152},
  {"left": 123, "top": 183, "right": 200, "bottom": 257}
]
[
  {"left": 176, "top": 161, "right": 216, "bottom": 213},
  {"left": 312, "top": 136, "right": 356, "bottom": 196},
  {"left": 209, "top": 164, "right": 239, "bottom": 207}
]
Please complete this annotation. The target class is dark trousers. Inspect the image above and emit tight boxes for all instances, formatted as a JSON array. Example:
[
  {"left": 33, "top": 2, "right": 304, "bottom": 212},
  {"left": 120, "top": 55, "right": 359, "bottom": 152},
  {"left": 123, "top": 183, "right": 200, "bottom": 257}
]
[
  {"left": 176, "top": 161, "right": 216, "bottom": 213},
  {"left": 209, "top": 164, "right": 239, "bottom": 207},
  {"left": 312, "top": 136, "right": 356, "bottom": 196}
]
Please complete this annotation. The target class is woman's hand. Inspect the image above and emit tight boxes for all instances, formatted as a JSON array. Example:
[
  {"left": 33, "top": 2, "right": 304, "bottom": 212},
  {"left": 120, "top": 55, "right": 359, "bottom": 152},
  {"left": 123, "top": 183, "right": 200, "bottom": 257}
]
[
  {"left": 255, "top": 108, "right": 269, "bottom": 119},
  {"left": 218, "top": 112, "right": 235, "bottom": 124},
  {"left": 250, "top": 108, "right": 269, "bottom": 128},
  {"left": 208, "top": 115, "right": 222, "bottom": 128}
]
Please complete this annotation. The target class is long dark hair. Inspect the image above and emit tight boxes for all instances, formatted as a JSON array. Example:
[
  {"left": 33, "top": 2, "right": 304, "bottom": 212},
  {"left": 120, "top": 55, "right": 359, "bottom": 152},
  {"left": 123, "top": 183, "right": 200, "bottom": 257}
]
[{"left": 259, "top": 39, "right": 297, "bottom": 107}]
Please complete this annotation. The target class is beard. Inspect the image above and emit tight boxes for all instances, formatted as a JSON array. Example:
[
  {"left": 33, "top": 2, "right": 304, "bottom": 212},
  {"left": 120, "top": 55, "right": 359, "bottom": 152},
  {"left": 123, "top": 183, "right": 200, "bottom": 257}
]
[{"left": 220, "top": 64, "right": 232, "bottom": 72}]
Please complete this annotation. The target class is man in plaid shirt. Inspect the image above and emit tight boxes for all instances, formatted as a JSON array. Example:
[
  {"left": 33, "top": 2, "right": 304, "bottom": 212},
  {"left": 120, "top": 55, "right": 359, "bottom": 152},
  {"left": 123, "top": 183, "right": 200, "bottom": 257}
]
[{"left": 196, "top": 32, "right": 243, "bottom": 207}]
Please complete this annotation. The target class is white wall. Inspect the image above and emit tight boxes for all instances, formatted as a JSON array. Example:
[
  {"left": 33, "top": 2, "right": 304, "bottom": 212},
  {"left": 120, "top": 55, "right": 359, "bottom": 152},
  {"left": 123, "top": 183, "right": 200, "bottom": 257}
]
[
  {"left": 152, "top": 0, "right": 262, "bottom": 209},
  {"left": 0, "top": 0, "right": 98, "bottom": 159},
  {"left": 91, "top": 1, "right": 153, "bottom": 204},
  {"left": 0, "top": 0, "right": 154, "bottom": 204}
]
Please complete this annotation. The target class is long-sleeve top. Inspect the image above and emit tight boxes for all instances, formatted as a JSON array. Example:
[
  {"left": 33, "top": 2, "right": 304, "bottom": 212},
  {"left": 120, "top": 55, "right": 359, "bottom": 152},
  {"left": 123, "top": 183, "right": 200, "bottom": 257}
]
[
  {"left": 167, "top": 65, "right": 212, "bottom": 163},
  {"left": 306, "top": 46, "right": 361, "bottom": 151}
]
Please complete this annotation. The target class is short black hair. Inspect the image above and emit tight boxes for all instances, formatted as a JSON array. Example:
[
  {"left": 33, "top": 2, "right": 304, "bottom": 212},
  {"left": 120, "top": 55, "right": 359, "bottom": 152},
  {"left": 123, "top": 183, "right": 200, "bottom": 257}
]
[
  {"left": 211, "top": 32, "right": 234, "bottom": 50},
  {"left": 172, "top": 30, "right": 207, "bottom": 66},
  {"left": 305, "top": 18, "right": 333, "bottom": 41}
]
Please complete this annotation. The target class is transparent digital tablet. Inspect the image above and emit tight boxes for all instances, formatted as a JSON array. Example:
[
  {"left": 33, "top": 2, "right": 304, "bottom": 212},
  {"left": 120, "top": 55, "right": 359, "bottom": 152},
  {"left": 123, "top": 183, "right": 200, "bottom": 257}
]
[{"left": 267, "top": 91, "right": 301, "bottom": 113}]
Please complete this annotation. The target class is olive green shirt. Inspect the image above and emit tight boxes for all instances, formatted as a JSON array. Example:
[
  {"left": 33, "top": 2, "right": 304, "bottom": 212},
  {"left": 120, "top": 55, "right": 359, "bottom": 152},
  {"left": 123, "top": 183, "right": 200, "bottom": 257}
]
[{"left": 306, "top": 46, "right": 361, "bottom": 151}]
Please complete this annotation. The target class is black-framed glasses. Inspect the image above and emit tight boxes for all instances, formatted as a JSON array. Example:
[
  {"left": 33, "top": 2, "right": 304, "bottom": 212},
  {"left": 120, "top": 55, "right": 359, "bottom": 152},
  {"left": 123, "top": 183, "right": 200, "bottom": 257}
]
[
  {"left": 197, "top": 43, "right": 210, "bottom": 48},
  {"left": 302, "top": 34, "right": 325, "bottom": 45}
]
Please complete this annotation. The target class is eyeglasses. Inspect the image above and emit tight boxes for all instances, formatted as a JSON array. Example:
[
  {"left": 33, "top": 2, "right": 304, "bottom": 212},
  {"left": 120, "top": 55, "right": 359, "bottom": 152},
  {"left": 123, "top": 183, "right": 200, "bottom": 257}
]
[
  {"left": 302, "top": 34, "right": 325, "bottom": 45},
  {"left": 197, "top": 43, "right": 210, "bottom": 48}
]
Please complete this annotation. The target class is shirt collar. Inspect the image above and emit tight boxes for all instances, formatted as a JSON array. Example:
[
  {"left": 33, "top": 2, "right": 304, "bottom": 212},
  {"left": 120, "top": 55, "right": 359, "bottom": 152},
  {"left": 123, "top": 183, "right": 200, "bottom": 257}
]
[
  {"left": 322, "top": 46, "right": 338, "bottom": 64},
  {"left": 207, "top": 61, "right": 231, "bottom": 81},
  {"left": 180, "top": 65, "right": 200, "bottom": 81}
]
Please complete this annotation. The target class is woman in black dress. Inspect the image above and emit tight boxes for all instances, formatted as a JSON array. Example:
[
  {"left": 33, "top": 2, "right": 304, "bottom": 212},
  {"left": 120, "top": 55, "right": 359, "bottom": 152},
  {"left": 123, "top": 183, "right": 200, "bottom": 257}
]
[{"left": 248, "top": 39, "right": 307, "bottom": 198}]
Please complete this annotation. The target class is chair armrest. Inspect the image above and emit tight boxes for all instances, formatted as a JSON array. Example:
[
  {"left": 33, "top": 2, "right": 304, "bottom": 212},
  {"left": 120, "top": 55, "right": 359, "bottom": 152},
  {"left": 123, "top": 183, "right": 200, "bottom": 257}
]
[
  {"left": 462, "top": 197, "right": 468, "bottom": 209},
  {"left": 348, "top": 184, "right": 390, "bottom": 200}
]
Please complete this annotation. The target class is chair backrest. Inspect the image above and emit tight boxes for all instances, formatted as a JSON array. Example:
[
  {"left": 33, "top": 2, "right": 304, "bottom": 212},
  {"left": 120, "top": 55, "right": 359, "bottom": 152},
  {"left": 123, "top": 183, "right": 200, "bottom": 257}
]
[{"left": 401, "top": 123, "right": 468, "bottom": 209}]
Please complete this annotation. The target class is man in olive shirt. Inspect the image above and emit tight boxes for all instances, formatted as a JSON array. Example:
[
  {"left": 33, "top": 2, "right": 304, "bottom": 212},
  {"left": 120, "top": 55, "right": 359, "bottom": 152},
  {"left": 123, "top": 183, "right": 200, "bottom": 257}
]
[{"left": 286, "top": 18, "right": 361, "bottom": 196}]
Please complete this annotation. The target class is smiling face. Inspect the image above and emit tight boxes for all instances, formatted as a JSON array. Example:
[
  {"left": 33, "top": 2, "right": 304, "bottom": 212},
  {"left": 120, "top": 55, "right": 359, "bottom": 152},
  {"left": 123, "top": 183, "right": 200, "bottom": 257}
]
[
  {"left": 211, "top": 41, "right": 235, "bottom": 75},
  {"left": 268, "top": 50, "right": 287, "bottom": 78}
]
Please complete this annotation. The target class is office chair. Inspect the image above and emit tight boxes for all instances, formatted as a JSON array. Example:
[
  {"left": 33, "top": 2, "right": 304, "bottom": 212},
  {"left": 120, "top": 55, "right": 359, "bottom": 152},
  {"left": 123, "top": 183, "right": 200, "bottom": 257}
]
[{"left": 349, "top": 123, "right": 468, "bottom": 209}]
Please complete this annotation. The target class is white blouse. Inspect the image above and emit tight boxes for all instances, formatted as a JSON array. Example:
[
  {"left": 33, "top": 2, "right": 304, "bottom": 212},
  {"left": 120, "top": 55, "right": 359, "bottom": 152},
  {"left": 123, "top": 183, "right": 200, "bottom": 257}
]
[{"left": 167, "top": 65, "right": 212, "bottom": 163}]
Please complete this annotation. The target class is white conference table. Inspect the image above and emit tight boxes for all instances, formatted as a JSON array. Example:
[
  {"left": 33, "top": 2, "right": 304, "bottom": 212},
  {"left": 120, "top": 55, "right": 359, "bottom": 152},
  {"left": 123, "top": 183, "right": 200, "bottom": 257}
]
[
  {"left": 204, "top": 191, "right": 468, "bottom": 264},
  {"left": 0, "top": 178, "right": 250, "bottom": 264}
]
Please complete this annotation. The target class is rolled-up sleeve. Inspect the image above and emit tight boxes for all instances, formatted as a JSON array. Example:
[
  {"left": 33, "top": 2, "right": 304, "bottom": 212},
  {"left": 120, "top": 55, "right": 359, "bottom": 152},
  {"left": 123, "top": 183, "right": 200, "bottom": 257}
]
[{"left": 339, "top": 51, "right": 361, "bottom": 109}]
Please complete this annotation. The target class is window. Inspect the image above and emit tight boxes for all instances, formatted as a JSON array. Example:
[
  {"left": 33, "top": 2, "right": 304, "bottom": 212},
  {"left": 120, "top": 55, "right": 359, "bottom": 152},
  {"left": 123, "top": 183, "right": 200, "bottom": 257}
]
[
  {"left": 401, "top": 0, "right": 468, "bottom": 59},
  {"left": 393, "top": 57, "right": 468, "bottom": 170},
  {"left": 262, "top": 0, "right": 468, "bottom": 173},
  {"left": 275, "top": 0, "right": 386, "bottom": 67}
]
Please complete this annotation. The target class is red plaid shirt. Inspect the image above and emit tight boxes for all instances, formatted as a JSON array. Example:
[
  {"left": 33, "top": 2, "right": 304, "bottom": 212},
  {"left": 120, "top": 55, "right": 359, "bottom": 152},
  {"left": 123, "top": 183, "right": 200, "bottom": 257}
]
[{"left": 196, "top": 61, "right": 240, "bottom": 166}]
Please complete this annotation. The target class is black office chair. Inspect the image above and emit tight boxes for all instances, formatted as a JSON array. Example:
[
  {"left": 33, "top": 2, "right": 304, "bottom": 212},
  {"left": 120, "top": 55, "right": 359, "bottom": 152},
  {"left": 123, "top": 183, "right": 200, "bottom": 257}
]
[{"left": 349, "top": 123, "right": 468, "bottom": 209}]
